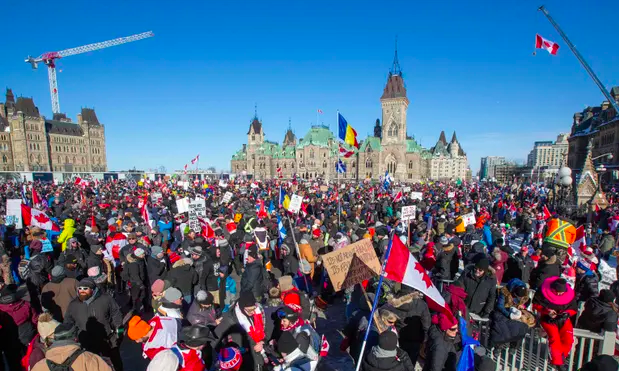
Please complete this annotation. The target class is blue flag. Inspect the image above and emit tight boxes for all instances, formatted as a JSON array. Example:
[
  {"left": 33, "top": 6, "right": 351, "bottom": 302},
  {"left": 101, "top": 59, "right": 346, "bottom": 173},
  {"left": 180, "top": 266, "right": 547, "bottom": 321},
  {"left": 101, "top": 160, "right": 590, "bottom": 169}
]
[
  {"left": 336, "top": 159, "right": 347, "bottom": 173},
  {"left": 268, "top": 200, "right": 275, "bottom": 214},
  {"left": 277, "top": 215, "right": 287, "bottom": 244},
  {"left": 456, "top": 316, "right": 480, "bottom": 371}
]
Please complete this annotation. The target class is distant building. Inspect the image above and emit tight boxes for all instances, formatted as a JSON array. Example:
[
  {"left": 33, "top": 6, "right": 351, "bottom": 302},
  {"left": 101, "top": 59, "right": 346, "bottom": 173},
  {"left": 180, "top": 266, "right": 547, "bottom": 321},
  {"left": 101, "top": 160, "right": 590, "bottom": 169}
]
[
  {"left": 527, "top": 134, "right": 569, "bottom": 169},
  {"left": 0, "top": 88, "right": 107, "bottom": 172},
  {"left": 480, "top": 156, "right": 506, "bottom": 180},
  {"left": 427, "top": 131, "right": 468, "bottom": 181},
  {"left": 493, "top": 162, "right": 532, "bottom": 184}
]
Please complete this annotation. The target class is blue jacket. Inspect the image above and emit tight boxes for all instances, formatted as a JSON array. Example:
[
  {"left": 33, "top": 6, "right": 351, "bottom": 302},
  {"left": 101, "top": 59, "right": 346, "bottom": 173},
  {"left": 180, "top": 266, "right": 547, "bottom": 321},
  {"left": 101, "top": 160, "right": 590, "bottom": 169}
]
[{"left": 157, "top": 220, "right": 173, "bottom": 241}]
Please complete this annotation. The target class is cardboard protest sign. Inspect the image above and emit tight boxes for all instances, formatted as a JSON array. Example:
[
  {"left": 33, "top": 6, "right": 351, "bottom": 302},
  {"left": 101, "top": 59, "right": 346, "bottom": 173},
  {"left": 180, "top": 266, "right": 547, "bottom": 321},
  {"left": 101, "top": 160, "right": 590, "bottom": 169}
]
[
  {"left": 320, "top": 185, "right": 329, "bottom": 192},
  {"left": 401, "top": 205, "right": 417, "bottom": 222},
  {"left": 462, "top": 212, "right": 476, "bottom": 227},
  {"left": 176, "top": 198, "right": 190, "bottom": 214},
  {"left": 188, "top": 198, "right": 207, "bottom": 233},
  {"left": 410, "top": 192, "right": 423, "bottom": 200},
  {"left": 288, "top": 194, "right": 303, "bottom": 213},
  {"left": 322, "top": 239, "right": 382, "bottom": 291},
  {"left": 6, "top": 199, "right": 22, "bottom": 228},
  {"left": 222, "top": 191, "right": 233, "bottom": 203}
]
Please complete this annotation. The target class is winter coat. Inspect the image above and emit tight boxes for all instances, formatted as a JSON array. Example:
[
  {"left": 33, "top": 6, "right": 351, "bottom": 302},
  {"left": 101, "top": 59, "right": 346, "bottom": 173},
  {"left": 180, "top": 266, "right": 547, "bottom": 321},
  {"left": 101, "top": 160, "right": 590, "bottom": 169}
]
[
  {"left": 361, "top": 346, "right": 415, "bottom": 371},
  {"left": 195, "top": 255, "right": 219, "bottom": 292},
  {"left": 489, "top": 309, "right": 529, "bottom": 346},
  {"left": 383, "top": 291, "right": 430, "bottom": 344},
  {"left": 491, "top": 248, "right": 508, "bottom": 284},
  {"left": 57, "top": 219, "right": 76, "bottom": 251},
  {"left": 599, "top": 233, "right": 615, "bottom": 254},
  {"left": 282, "top": 253, "right": 299, "bottom": 277},
  {"left": 529, "top": 255, "right": 561, "bottom": 291},
  {"left": 577, "top": 297, "right": 619, "bottom": 333},
  {"left": 28, "top": 253, "right": 53, "bottom": 288},
  {"left": 241, "top": 261, "right": 264, "bottom": 299},
  {"left": 503, "top": 253, "right": 534, "bottom": 284},
  {"left": 145, "top": 255, "right": 166, "bottom": 285},
  {"left": 58, "top": 247, "right": 87, "bottom": 271},
  {"left": 423, "top": 324, "right": 458, "bottom": 371},
  {"left": 433, "top": 244, "right": 457, "bottom": 280},
  {"left": 575, "top": 271, "right": 599, "bottom": 302},
  {"left": 186, "top": 301, "right": 218, "bottom": 327},
  {"left": 41, "top": 277, "right": 78, "bottom": 321},
  {"left": 456, "top": 267, "right": 497, "bottom": 318},
  {"left": 0, "top": 300, "right": 38, "bottom": 346},
  {"left": 119, "top": 242, "right": 146, "bottom": 264},
  {"left": 27, "top": 335, "right": 46, "bottom": 370},
  {"left": 86, "top": 252, "right": 104, "bottom": 273},
  {"left": 63, "top": 288, "right": 123, "bottom": 348},
  {"left": 167, "top": 259, "right": 199, "bottom": 296},
  {"left": 31, "top": 341, "right": 112, "bottom": 371},
  {"left": 124, "top": 254, "right": 147, "bottom": 289},
  {"left": 298, "top": 242, "right": 317, "bottom": 278}
]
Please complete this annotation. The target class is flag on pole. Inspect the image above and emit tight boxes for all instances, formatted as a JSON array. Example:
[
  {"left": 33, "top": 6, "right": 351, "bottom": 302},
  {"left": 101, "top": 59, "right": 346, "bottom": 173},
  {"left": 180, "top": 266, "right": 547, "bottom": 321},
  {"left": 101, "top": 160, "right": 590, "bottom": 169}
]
[
  {"left": 22, "top": 185, "right": 30, "bottom": 206},
  {"left": 383, "top": 171, "right": 392, "bottom": 189},
  {"left": 141, "top": 196, "right": 152, "bottom": 232},
  {"left": 543, "top": 205, "right": 552, "bottom": 220},
  {"left": 535, "top": 34, "right": 559, "bottom": 55},
  {"left": 277, "top": 215, "right": 287, "bottom": 242},
  {"left": 257, "top": 199, "right": 268, "bottom": 219},
  {"left": 339, "top": 144, "right": 354, "bottom": 158},
  {"left": 385, "top": 235, "right": 451, "bottom": 316},
  {"left": 191, "top": 154, "right": 200, "bottom": 164},
  {"left": 317, "top": 109, "right": 323, "bottom": 114},
  {"left": 276, "top": 167, "right": 283, "bottom": 178},
  {"left": 21, "top": 204, "right": 60, "bottom": 231},
  {"left": 336, "top": 159, "right": 347, "bottom": 173},
  {"left": 393, "top": 191, "right": 403, "bottom": 203},
  {"left": 337, "top": 113, "right": 359, "bottom": 148},
  {"left": 32, "top": 186, "right": 41, "bottom": 206},
  {"left": 268, "top": 200, "right": 275, "bottom": 215}
]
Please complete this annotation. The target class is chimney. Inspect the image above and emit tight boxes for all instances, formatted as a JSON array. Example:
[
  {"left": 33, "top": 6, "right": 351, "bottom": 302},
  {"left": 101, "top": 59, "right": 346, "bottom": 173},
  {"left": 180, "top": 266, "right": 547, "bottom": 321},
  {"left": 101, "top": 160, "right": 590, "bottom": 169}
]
[
  {"left": 573, "top": 113, "right": 582, "bottom": 125},
  {"left": 77, "top": 113, "right": 83, "bottom": 124},
  {"left": 602, "top": 101, "right": 610, "bottom": 110}
]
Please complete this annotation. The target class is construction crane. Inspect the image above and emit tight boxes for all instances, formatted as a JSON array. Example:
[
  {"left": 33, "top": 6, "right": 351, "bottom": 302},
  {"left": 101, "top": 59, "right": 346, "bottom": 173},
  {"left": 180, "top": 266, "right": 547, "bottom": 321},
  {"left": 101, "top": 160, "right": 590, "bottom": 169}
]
[{"left": 25, "top": 31, "right": 154, "bottom": 114}]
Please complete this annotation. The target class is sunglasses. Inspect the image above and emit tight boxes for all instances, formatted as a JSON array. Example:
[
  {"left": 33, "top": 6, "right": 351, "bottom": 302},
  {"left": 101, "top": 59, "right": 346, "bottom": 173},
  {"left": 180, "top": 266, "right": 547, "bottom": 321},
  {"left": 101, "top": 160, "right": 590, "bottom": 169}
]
[
  {"left": 77, "top": 287, "right": 92, "bottom": 291},
  {"left": 245, "top": 306, "right": 257, "bottom": 314},
  {"left": 448, "top": 326, "right": 458, "bottom": 331}
]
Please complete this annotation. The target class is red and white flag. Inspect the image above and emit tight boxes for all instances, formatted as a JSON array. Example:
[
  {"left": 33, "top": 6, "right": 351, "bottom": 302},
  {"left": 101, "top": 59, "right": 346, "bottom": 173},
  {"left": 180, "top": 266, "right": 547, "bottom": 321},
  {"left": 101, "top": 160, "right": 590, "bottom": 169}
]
[
  {"left": 183, "top": 164, "right": 188, "bottom": 174},
  {"left": 191, "top": 154, "right": 200, "bottom": 164},
  {"left": 339, "top": 145, "right": 354, "bottom": 158},
  {"left": 393, "top": 191, "right": 403, "bottom": 203},
  {"left": 535, "top": 34, "right": 559, "bottom": 55},
  {"left": 21, "top": 205, "right": 60, "bottom": 232},
  {"left": 573, "top": 225, "right": 587, "bottom": 256},
  {"left": 141, "top": 196, "right": 153, "bottom": 232},
  {"left": 385, "top": 235, "right": 452, "bottom": 317},
  {"left": 74, "top": 177, "right": 89, "bottom": 187},
  {"left": 198, "top": 217, "right": 215, "bottom": 239},
  {"left": 32, "top": 186, "right": 41, "bottom": 206},
  {"left": 317, "top": 109, "right": 323, "bottom": 114},
  {"left": 276, "top": 167, "right": 282, "bottom": 178},
  {"left": 105, "top": 233, "right": 127, "bottom": 260},
  {"left": 542, "top": 205, "right": 552, "bottom": 220}
]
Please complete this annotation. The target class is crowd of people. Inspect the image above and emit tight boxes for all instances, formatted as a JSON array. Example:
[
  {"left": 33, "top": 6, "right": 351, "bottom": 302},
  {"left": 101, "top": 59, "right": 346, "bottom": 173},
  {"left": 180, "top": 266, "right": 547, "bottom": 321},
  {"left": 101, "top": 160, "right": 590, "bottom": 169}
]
[{"left": 0, "top": 176, "right": 618, "bottom": 371}]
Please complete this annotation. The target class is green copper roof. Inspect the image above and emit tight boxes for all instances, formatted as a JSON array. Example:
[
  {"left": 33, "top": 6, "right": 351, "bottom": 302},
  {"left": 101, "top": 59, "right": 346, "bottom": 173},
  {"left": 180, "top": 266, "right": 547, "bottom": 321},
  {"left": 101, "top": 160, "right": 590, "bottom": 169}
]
[
  {"left": 231, "top": 147, "right": 246, "bottom": 160},
  {"left": 296, "top": 125, "right": 334, "bottom": 149},
  {"left": 359, "top": 137, "right": 382, "bottom": 152},
  {"left": 406, "top": 138, "right": 424, "bottom": 153}
]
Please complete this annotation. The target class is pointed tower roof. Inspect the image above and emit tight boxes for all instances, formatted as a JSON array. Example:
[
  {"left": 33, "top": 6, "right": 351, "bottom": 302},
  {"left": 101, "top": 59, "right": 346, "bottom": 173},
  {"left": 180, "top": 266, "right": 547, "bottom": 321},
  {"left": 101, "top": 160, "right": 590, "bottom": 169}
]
[
  {"left": 438, "top": 131, "right": 447, "bottom": 145},
  {"left": 247, "top": 103, "right": 262, "bottom": 134},
  {"left": 381, "top": 38, "right": 407, "bottom": 100},
  {"left": 283, "top": 117, "right": 296, "bottom": 146},
  {"left": 451, "top": 131, "right": 458, "bottom": 143},
  {"left": 81, "top": 108, "right": 100, "bottom": 125},
  {"left": 5, "top": 88, "right": 15, "bottom": 105},
  {"left": 15, "top": 97, "right": 39, "bottom": 117}
]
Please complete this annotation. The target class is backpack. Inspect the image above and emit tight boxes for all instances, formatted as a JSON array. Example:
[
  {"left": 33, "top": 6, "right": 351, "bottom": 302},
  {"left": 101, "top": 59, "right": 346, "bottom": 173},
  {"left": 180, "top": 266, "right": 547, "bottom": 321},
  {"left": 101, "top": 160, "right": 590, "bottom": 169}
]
[
  {"left": 298, "top": 290, "right": 312, "bottom": 321},
  {"left": 18, "top": 258, "right": 31, "bottom": 280},
  {"left": 299, "top": 258, "right": 312, "bottom": 275},
  {"left": 46, "top": 348, "right": 85, "bottom": 371}
]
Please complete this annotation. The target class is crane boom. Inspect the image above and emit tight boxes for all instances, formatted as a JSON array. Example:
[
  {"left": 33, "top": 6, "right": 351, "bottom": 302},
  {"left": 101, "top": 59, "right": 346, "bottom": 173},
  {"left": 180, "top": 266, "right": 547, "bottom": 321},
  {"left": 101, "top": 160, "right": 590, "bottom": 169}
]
[{"left": 24, "top": 31, "right": 154, "bottom": 114}]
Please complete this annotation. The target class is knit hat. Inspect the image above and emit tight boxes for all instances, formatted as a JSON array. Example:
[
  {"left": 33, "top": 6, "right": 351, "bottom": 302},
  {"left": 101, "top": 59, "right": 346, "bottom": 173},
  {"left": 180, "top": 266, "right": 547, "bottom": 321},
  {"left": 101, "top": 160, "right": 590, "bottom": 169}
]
[
  {"left": 218, "top": 347, "right": 242, "bottom": 371},
  {"left": 151, "top": 279, "right": 165, "bottom": 294},
  {"left": 599, "top": 289, "right": 616, "bottom": 303},
  {"left": 195, "top": 290, "right": 213, "bottom": 306},
  {"left": 189, "top": 246, "right": 203, "bottom": 256},
  {"left": 312, "top": 229, "right": 321, "bottom": 238},
  {"left": 30, "top": 240, "right": 43, "bottom": 252},
  {"left": 163, "top": 287, "right": 183, "bottom": 303},
  {"left": 169, "top": 252, "right": 181, "bottom": 264},
  {"left": 53, "top": 323, "right": 77, "bottom": 341},
  {"left": 64, "top": 254, "right": 77, "bottom": 264},
  {"left": 51, "top": 265, "right": 65, "bottom": 278},
  {"left": 378, "top": 331, "right": 398, "bottom": 351},
  {"left": 278, "top": 275, "right": 294, "bottom": 292},
  {"left": 87, "top": 266, "right": 100, "bottom": 277},
  {"left": 247, "top": 246, "right": 258, "bottom": 259},
  {"left": 238, "top": 291, "right": 256, "bottom": 308},
  {"left": 127, "top": 315, "right": 152, "bottom": 341},
  {"left": 90, "top": 245, "right": 102, "bottom": 254},
  {"left": 577, "top": 260, "right": 592, "bottom": 271},
  {"left": 542, "top": 247, "right": 556, "bottom": 258},
  {"left": 434, "top": 312, "right": 458, "bottom": 332},
  {"left": 218, "top": 265, "right": 229, "bottom": 275},
  {"left": 147, "top": 349, "right": 180, "bottom": 371},
  {"left": 277, "top": 305, "right": 299, "bottom": 323},
  {"left": 475, "top": 258, "right": 490, "bottom": 271},
  {"left": 551, "top": 277, "right": 568, "bottom": 292},
  {"left": 277, "top": 331, "right": 298, "bottom": 354},
  {"left": 439, "top": 236, "right": 449, "bottom": 245},
  {"left": 78, "top": 277, "right": 96, "bottom": 289},
  {"left": 37, "top": 313, "right": 60, "bottom": 339},
  {"left": 133, "top": 248, "right": 145, "bottom": 257}
]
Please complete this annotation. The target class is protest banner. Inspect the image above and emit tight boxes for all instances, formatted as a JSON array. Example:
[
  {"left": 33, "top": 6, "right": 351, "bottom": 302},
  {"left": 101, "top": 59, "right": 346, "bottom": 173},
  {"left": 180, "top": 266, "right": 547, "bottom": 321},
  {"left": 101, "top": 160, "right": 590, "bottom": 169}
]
[
  {"left": 462, "top": 212, "right": 476, "bottom": 227},
  {"left": 187, "top": 198, "right": 207, "bottom": 233},
  {"left": 222, "top": 191, "right": 233, "bottom": 203},
  {"left": 322, "top": 239, "right": 382, "bottom": 292},
  {"left": 288, "top": 194, "right": 303, "bottom": 213},
  {"left": 320, "top": 185, "right": 329, "bottom": 192},
  {"left": 410, "top": 192, "right": 423, "bottom": 200},
  {"left": 6, "top": 199, "right": 23, "bottom": 228},
  {"left": 448, "top": 191, "right": 455, "bottom": 198},
  {"left": 176, "top": 197, "right": 190, "bottom": 214},
  {"left": 401, "top": 205, "right": 417, "bottom": 222},
  {"left": 151, "top": 192, "right": 162, "bottom": 203},
  {"left": 403, "top": 186, "right": 411, "bottom": 193},
  {"left": 219, "top": 180, "right": 227, "bottom": 188},
  {"left": 41, "top": 237, "right": 53, "bottom": 253}
]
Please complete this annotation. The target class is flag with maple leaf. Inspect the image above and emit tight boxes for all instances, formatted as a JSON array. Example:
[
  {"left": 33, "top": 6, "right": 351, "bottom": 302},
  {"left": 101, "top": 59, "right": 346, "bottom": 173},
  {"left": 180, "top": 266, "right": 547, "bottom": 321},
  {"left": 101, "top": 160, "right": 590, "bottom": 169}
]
[
  {"left": 384, "top": 235, "right": 452, "bottom": 318},
  {"left": 105, "top": 232, "right": 127, "bottom": 261},
  {"left": 21, "top": 204, "right": 60, "bottom": 231},
  {"left": 32, "top": 186, "right": 41, "bottom": 206}
]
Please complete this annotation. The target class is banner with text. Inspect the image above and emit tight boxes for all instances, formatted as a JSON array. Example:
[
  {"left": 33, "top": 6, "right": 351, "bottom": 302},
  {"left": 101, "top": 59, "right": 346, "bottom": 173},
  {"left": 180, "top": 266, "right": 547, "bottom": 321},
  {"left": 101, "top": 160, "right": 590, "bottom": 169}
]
[{"left": 322, "top": 239, "right": 382, "bottom": 291}]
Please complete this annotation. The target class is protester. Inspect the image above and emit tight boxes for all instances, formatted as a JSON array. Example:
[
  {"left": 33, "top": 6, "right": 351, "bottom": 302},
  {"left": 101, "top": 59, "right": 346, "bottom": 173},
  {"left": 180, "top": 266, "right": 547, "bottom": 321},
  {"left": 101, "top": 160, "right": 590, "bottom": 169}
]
[{"left": 40, "top": 266, "right": 78, "bottom": 322}]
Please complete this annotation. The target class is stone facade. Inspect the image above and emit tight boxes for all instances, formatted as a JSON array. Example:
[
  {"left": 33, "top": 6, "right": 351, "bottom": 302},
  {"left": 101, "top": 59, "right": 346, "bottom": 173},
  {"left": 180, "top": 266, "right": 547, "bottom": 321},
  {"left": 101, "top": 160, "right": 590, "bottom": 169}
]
[
  {"left": 0, "top": 88, "right": 107, "bottom": 172},
  {"left": 231, "top": 53, "right": 468, "bottom": 182},
  {"left": 527, "top": 134, "right": 569, "bottom": 169}
]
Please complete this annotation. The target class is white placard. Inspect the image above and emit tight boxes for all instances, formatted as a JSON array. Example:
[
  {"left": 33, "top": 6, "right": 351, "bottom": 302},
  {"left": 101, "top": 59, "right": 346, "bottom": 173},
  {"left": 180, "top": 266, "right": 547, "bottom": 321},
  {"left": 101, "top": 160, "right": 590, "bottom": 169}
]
[
  {"left": 6, "top": 199, "right": 23, "bottom": 228},
  {"left": 188, "top": 198, "right": 207, "bottom": 233},
  {"left": 288, "top": 194, "right": 303, "bottom": 213},
  {"left": 176, "top": 197, "right": 190, "bottom": 214},
  {"left": 448, "top": 191, "right": 455, "bottom": 198},
  {"left": 250, "top": 183, "right": 259, "bottom": 189},
  {"left": 219, "top": 180, "right": 227, "bottom": 188},
  {"left": 462, "top": 212, "right": 476, "bottom": 227},
  {"left": 183, "top": 181, "right": 189, "bottom": 190},
  {"left": 222, "top": 191, "right": 233, "bottom": 203},
  {"left": 403, "top": 186, "right": 411, "bottom": 193},
  {"left": 401, "top": 205, "right": 417, "bottom": 222},
  {"left": 410, "top": 192, "right": 423, "bottom": 200},
  {"left": 151, "top": 192, "right": 162, "bottom": 202}
]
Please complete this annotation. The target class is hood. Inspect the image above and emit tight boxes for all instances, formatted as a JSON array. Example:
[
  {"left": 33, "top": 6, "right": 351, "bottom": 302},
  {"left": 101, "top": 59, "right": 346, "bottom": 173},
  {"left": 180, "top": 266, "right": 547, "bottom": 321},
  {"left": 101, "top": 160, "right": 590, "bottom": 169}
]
[
  {"left": 63, "top": 219, "right": 75, "bottom": 228},
  {"left": 172, "top": 259, "right": 190, "bottom": 269},
  {"left": 586, "top": 297, "right": 614, "bottom": 317},
  {"left": 446, "top": 284, "right": 467, "bottom": 300},
  {"left": 388, "top": 291, "right": 422, "bottom": 308}
]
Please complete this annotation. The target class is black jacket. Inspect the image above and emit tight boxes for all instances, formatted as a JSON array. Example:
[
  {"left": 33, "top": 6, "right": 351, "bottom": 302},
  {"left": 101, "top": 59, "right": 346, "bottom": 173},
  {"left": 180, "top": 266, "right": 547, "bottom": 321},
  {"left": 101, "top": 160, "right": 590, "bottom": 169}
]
[
  {"left": 167, "top": 259, "right": 199, "bottom": 296},
  {"left": 282, "top": 254, "right": 299, "bottom": 277},
  {"left": 503, "top": 253, "right": 535, "bottom": 284},
  {"left": 529, "top": 255, "right": 561, "bottom": 291},
  {"left": 577, "top": 297, "right": 618, "bottom": 333},
  {"left": 361, "top": 347, "right": 415, "bottom": 371},
  {"left": 145, "top": 256, "right": 166, "bottom": 285},
  {"left": 86, "top": 252, "right": 105, "bottom": 273},
  {"left": 28, "top": 253, "right": 53, "bottom": 287},
  {"left": 58, "top": 248, "right": 87, "bottom": 271},
  {"left": 433, "top": 246, "right": 457, "bottom": 280},
  {"left": 488, "top": 310, "right": 529, "bottom": 347},
  {"left": 241, "top": 261, "right": 264, "bottom": 299},
  {"left": 124, "top": 254, "right": 148, "bottom": 288},
  {"left": 382, "top": 292, "right": 430, "bottom": 344},
  {"left": 456, "top": 268, "right": 497, "bottom": 317},
  {"left": 423, "top": 324, "right": 458, "bottom": 371},
  {"left": 194, "top": 255, "right": 219, "bottom": 292},
  {"left": 575, "top": 272, "right": 599, "bottom": 302},
  {"left": 63, "top": 288, "right": 123, "bottom": 348}
]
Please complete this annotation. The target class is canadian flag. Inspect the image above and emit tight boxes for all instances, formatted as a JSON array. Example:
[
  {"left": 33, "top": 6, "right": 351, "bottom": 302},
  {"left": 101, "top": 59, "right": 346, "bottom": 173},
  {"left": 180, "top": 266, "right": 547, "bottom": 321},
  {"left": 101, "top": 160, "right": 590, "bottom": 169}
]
[
  {"left": 393, "top": 191, "right": 403, "bottom": 203},
  {"left": 535, "top": 34, "right": 559, "bottom": 55},
  {"left": 542, "top": 205, "right": 552, "bottom": 220},
  {"left": 199, "top": 217, "right": 215, "bottom": 239},
  {"left": 339, "top": 145, "right": 354, "bottom": 158},
  {"left": 191, "top": 154, "right": 200, "bottom": 164},
  {"left": 105, "top": 233, "right": 127, "bottom": 260},
  {"left": 74, "top": 177, "right": 89, "bottom": 187},
  {"left": 573, "top": 225, "right": 587, "bottom": 255},
  {"left": 385, "top": 235, "right": 452, "bottom": 318},
  {"left": 32, "top": 186, "right": 41, "bottom": 206},
  {"left": 21, "top": 205, "right": 60, "bottom": 231},
  {"left": 141, "top": 196, "right": 153, "bottom": 232}
]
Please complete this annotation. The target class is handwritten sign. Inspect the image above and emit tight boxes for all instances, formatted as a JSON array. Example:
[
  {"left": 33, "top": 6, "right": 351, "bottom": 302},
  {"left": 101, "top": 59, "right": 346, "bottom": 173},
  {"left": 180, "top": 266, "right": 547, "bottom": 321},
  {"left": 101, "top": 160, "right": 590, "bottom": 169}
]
[
  {"left": 40, "top": 237, "right": 53, "bottom": 253},
  {"left": 462, "top": 212, "right": 476, "bottom": 227},
  {"left": 151, "top": 192, "right": 162, "bottom": 203},
  {"left": 410, "top": 192, "right": 423, "bottom": 200},
  {"left": 288, "top": 194, "right": 303, "bottom": 214},
  {"left": 322, "top": 239, "right": 382, "bottom": 292},
  {"left": 222, "top": 191, "right": 233, "bottom": 203},
  {"left": 401, "top": 205, "right": 417, "bottom": 222},
  {"left": 188, "top": 198, "right": 207, "bottom": 233},
  {"left": 6, "top": 199, "right": 22, "bottom": 228}
]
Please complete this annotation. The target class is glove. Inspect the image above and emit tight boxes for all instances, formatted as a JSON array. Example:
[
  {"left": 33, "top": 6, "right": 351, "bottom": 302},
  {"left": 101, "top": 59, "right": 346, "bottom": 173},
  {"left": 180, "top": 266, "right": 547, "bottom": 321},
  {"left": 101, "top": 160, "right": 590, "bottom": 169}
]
[{"left": 510, "top": 308, "right": 522, "bottom": 320}]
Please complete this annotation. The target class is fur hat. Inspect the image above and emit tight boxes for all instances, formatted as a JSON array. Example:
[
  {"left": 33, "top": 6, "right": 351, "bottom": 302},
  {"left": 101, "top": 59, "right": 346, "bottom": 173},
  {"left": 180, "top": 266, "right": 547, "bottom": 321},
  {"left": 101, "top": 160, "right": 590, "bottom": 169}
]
[{"left": 37, "top": 313, "right": 60, "bottom": 339}]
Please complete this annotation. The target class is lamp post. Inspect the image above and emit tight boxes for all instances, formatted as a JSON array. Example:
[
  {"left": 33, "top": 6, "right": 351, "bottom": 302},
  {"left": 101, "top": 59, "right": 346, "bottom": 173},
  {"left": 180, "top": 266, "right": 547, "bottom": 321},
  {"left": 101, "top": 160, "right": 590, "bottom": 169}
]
[{"left": 553, "top": 166, "right": 573, "bottom": 216}]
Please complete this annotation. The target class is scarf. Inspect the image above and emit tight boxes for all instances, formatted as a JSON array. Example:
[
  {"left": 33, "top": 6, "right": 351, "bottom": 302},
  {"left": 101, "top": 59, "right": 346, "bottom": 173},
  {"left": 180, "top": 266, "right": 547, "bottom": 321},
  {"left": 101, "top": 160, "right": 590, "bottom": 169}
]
[
  {"left": 234, "top": 304, "right": 265, "bottom": 343},
  {"left": 372, "top": 345, "right": 397, "bottom": 359},
  {"left": 281, "top": 317, "right": 305, "bottom": 332}
]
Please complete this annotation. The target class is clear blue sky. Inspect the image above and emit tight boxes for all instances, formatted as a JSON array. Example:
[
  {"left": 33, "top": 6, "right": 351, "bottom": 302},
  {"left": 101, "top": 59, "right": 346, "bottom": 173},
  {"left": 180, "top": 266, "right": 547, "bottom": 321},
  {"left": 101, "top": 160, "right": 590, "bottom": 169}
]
[{"left": 2, "top": 0, "right": 618, "bottom": 173}]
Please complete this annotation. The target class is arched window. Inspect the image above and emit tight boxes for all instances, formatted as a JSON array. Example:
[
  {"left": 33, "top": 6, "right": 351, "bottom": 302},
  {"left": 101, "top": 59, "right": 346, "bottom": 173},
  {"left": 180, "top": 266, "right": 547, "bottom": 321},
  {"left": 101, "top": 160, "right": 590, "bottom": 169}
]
[
  {"left": 309, "top": 150, "right": 314, "bottom": 158},
  {"left": 408, "top": 161, "right": 413, "bottom": 169},
  {"left": 323, "top": 161, "right": 327, "bottom": 168},
  {"left": 2, "top": 155, "right": 7, "bottom": 164},
  {"left": 366, "top": 159, "right": 372, "bottom": 168},
  {"left": 65, "top": 156, "right": 69, "bottom": 164}
]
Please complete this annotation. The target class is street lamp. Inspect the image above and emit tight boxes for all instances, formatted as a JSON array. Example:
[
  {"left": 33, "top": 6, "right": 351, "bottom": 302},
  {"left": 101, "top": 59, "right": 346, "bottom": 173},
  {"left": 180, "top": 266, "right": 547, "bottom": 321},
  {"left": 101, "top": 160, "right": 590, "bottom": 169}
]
[{"left": 554, "top": 166, "right": 573, "bottom": 216}]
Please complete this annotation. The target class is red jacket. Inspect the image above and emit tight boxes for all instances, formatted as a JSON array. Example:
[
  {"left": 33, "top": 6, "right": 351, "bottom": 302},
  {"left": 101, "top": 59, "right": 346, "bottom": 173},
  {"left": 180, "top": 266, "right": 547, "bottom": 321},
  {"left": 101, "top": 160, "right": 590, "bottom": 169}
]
[
  {"left": 0, "top": 300, "right": 38, "bottom": 327},
  {"left": 179, "top": 348, "right": 204, "bottom": 371}
]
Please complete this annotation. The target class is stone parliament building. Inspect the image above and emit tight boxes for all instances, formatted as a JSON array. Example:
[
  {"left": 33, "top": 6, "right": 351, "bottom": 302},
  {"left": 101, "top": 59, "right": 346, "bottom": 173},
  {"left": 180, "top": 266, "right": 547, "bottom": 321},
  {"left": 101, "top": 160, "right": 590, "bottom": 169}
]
[
  {"left": 230, "top": 51, "right": 469, "bottom": 182},
  {"left": 0, "top": 88, "right": 107, "bottom": 172}
]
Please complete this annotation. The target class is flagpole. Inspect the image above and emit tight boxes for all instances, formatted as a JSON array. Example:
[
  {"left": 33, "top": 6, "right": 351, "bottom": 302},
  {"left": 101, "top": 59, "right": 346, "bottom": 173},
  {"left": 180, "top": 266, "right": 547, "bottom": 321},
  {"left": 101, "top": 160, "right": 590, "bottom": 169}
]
[
  {"left": 355, "top": 231, "right": 395, "bottom": 371},
  {"left": 337, "top": 110, "right": 341, "bottom": 230},
  {"left": 287, "top": 215, "right": 310, "bottom": 292}
]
